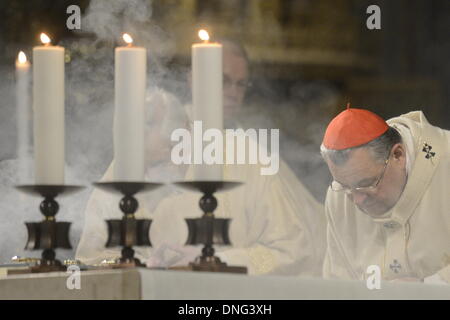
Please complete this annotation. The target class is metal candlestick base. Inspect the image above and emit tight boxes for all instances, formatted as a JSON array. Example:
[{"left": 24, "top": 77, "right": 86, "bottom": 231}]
[
  {"left": 15, "top": 184, "right": 85, "bottom": 273},
  {"left": 93, "top": 181, "right": 162, "bottom": 268},
  {"left": 171, "top": 181, "right": 247, "bottom": 274}
]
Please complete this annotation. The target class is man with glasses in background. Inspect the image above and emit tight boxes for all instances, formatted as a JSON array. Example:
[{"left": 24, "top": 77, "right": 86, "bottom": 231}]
[
  {"left": 77, "top": 39, "right": 327, "bottom": 277},
  {"left": 146, "top": 39, "right": 327, "bottom": 276},
  {"left": 320, "top": 106, "right": 450, "bottom": 283}
]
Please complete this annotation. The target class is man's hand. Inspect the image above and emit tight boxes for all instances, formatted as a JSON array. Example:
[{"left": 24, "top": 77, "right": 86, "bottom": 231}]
[{"left": 146, "top": 243, "right": 201, "bottom": 268}]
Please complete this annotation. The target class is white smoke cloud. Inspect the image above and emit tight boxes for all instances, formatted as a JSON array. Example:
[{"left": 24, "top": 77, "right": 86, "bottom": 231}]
[
  {"left": 0, "top": 0, "right": 336, "bottom": 263},
  {"left": 0, "top": 0, "right": 184, "bottom": 263}
]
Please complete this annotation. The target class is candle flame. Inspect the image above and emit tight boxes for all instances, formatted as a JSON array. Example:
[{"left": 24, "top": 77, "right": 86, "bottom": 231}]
[
  {"left": 198, "top": 29, "right": 209, "bottom": 42},
  {"left": 40, "top": 33, "right": 51, "bottom": 45},
  {"left": 18, "top": 51, "right": 27, "bottom": 64},
  {"left": 123, "top": 33, "right": 133, "bottom": 45}
]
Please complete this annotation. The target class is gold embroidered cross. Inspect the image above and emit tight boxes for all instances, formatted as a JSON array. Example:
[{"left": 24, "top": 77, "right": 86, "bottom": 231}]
[{"left": 389, "top": 259, "right": 402, "bottom": 273}]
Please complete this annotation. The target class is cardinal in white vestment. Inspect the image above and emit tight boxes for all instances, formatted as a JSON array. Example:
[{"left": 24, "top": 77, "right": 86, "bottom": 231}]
[{"left": 320, "top": 106, "right": 450, "bottom": 283}]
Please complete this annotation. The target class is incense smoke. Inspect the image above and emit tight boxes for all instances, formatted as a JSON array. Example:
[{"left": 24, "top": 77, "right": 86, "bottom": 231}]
[{"left": 0, "top": 0, "right": 335, "bottom": 263}]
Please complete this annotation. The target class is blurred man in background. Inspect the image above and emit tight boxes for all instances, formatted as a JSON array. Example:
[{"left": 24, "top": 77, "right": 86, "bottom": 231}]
[
  {"left": 77, "top": 40, "right": 327, "bottom": 277},
  {"left": 146, "top": 40, "right": 327, "bottom": 276},
  {"left": 76, "top": 88, "right": 189, "bottom": 264}
]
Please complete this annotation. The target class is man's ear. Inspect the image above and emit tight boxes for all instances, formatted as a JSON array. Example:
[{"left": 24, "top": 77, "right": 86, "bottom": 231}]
[{"left": 392, "top": 143, "right": 405, "bottom": 160}]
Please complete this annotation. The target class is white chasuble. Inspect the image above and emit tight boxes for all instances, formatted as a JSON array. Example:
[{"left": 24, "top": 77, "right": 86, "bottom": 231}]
[{"left": 323, "top": 111, "right": 450, "bottom": 282}]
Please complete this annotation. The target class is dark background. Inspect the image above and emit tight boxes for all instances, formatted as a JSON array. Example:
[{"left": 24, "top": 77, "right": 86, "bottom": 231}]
[
  {"left": 1, "top": 0, "right": 449, "bottom": 128},
  {"left": 0, "top": 0, "right": 449, "bottom": 200}
]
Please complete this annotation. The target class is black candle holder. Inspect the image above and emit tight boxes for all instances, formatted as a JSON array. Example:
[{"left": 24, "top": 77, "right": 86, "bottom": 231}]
[
  {"left": 93, "top": 182, "right": 162, "bottom": 268},
  {"left": 172, "top": 181, "right": 247, "bottom": 274},
  {"left": 15, "top": 184, "right": 84, "bottom": 273}
]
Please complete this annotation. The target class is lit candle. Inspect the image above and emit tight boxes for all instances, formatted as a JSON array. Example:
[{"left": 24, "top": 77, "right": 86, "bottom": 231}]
[
  {"left": 114, "top": 33, "right": 146, "bottom": 181},
  {"left": 16, "top": 51, "right": 31, "bottom": 183},
  {"left": 33, "top": 33, "right": 65, "bottom": 184},
  {"left": 192, "top": 29, "right": 223, "bottom": 180}
]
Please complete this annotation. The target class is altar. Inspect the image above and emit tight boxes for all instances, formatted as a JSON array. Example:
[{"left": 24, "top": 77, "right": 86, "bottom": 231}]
[{"left": 0, "top": 268, "right": 449, "bottom": 300}]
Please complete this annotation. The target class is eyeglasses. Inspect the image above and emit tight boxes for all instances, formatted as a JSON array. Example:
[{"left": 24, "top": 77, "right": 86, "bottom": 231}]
[
  {"left": 330, "top": 155, "right": 391, "bottom": 194},
  {"left": 223, "top": 75, "right": 252, "bottom": 91}
]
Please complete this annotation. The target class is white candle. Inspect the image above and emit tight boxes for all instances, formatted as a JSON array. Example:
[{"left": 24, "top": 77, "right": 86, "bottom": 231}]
[
  {"left": 16, "top": 51, "right": 31, "bottom": 183},
  {"left": 33, "top": 33, "right": 65, "bottom": 184},
  {"left": 114, "top": 33, "right": 146, "bottom": 181},
  {"left": 192, "top": 30, "right": 223, "bottom": 181}
]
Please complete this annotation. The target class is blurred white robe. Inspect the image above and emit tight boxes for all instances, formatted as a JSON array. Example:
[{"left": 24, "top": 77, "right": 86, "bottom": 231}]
[
  {"left": 76, "top": 133, "right": 326, "bottom": 276},
  {"left": 75, "top": 162, "right": 185, "bottom": 265},
  {"left": 323, "top": 111, "right": 450, "bottom": 283},
  {"left": 150, "top": 158, "right": 326, "bottom": 276}
]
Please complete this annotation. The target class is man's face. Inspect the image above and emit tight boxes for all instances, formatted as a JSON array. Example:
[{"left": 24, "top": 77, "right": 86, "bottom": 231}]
[
  {"left": 326, "top": 145, "right": 407, "bottom": 216},
  {"left": 223, "top": 50, "right": 249, "bottom": 119}
]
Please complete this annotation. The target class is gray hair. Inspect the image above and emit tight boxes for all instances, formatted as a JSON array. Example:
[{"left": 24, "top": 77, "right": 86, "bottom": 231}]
[
  {"left": 218, "top": 38, "right": 249, "bottom": 66},
  {"left": 320, "top": 126, "right": 402, "bottom": 165}
]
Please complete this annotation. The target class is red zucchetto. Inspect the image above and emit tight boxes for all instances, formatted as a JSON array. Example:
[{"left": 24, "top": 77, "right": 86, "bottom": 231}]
[{"left": 323, "top": 104, "right": 388, "bottom": 150}]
